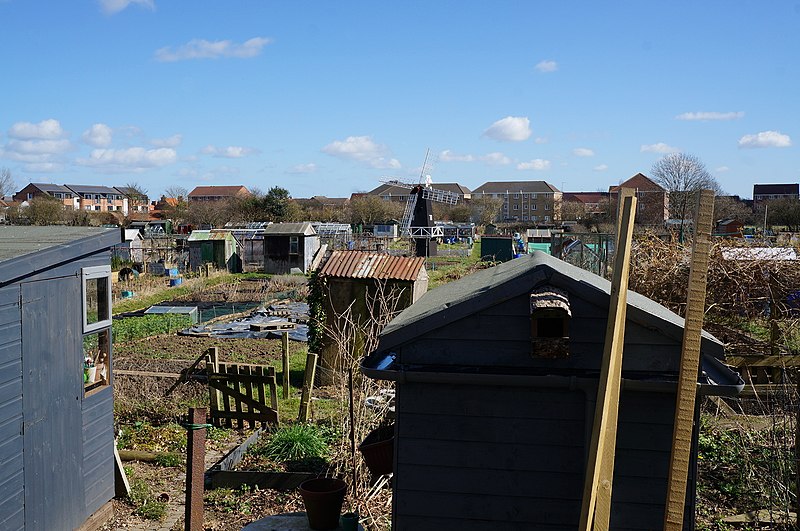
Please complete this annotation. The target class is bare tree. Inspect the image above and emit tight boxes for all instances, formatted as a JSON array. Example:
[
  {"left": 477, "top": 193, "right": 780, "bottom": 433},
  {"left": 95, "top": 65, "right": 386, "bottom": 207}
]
[
  {"left": 651, "top": 153, "right": 721, "bottom": 236},
  {"left": 0, "top": 167, "right": 15, "bottom": 198},
  {"left": 122, "top": 181, "right": 149, "bottom": 213}
]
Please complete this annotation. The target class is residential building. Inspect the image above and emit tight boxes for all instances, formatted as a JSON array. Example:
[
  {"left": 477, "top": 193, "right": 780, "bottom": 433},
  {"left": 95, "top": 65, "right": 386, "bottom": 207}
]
[
  {"left": 752, "top": 183, "right": 799, "bottom": 210},
  {"left": 115, "top": 186, "right": 150, "bottom": 215},
  {"left": 561, "top": 192, "right": 610, "bottom": 222},
  {"left": 12, "top": 183, "right": 77, "bottom": 208},
  {"left": 188, "top": 185, "right": 250, "bottom": 202},
  {"left": 367, "top": 182, "right": 471, "bottom": 202},
  {"left": 471, "top": 181, "right": 562, "bottom": 224},
  {"left": 65, "top": 184, "right": 128, "bottom": 214},
  {"left": 609, "top": 173, "right": 669, "bottom": 226}
]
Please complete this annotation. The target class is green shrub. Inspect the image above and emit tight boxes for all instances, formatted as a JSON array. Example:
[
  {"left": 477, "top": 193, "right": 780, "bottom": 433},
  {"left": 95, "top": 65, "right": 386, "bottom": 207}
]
[
  {"left": 127, "top": 472, "right": 168, "bottom": 520},
  {"left": 260, "top": 423, "right": 329, "bottom": 462}
]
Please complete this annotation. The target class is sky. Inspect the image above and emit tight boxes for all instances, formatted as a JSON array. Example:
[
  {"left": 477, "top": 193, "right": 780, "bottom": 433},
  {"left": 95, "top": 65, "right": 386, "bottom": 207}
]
[{"left": 1, "top": 1, "right": 798, "bottom": 201}]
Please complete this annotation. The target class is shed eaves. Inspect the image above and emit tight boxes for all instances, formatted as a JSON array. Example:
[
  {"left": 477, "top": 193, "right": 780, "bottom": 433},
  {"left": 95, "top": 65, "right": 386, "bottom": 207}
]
[
  {"left": 377, "top": 251, "right": 723, "bottom": 356},
  {"left": 319, "top": 251, "right": 426, "bottom": 281}
]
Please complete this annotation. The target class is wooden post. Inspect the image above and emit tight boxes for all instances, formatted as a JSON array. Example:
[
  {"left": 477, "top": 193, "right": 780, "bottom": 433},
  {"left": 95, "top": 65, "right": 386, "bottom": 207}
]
[
  {"left": 282, "top": 331, "right": 290, "bottom": 399},
  {"left": 298, "top": 352, "right": 318, "bottom": 422},
  {"left": 185, "top": 407, "right": 206, "bottom": 531},
  {"left": 579, "top": 194, "right": 636, "bottom": 531},
  {"left": 663, "top": 189, "right": 715, "bottom": 530}
]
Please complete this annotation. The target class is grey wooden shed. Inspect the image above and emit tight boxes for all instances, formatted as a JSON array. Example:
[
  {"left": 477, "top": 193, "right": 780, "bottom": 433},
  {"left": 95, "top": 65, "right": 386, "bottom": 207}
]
[
  {"left": 0, "top": 226, "right": 122, "bottom": 530},
  {"left": 264, "top": 222, "right": 320, "bottom": 274},
  {"left": 362, "top": 251, "right": 743, "bottom": 531}
]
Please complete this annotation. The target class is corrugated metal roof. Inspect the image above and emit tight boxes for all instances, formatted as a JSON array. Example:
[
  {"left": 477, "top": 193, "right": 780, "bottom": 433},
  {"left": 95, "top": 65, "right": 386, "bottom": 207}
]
[
  {"left": 188, "top": 230, "right": 231, "bottom": 241},
  {"left": 263, "top": 222, "right": 316, "bottom": 236},
  {"left": 319, "top": 251, "right": 426, "bottom": 281}
]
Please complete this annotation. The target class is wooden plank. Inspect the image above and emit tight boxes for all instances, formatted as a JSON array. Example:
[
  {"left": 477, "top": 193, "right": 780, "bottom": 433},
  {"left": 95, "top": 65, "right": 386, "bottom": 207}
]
[
  {"left": 663, "top": 189, "right": 715, "bottom": 530},
  {"left": 242, "top": 365, "right": 254, "bottom": 428},
  {"left": 113, "top": 445, "right": 131, "bottom": 498},
  {"left": 208, "top": 380, "right": 279, "bottom": 420},
  {"left": 221, "top": 362, "right": 232, "bottom": 428},
  {"left": 216, "top": 428, "right": 264, "bottom": 471},
  {"left": 209, "top": 470, "right": 314, "bottom": 491},
  {"left": 268, "top": 367, "right": 279, "bottom": 412},
  {"left": 579, "top": 193, "right": 636, "bottom": 531},
  {"left": 298, "top": 352, "right": 318, "bottom": 422},
  {"left": 206, "top": 348, "right": 221, "bottom": 423}
]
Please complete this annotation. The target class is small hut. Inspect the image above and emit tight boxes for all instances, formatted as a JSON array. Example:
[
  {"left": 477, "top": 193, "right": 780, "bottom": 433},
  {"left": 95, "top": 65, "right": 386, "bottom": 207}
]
[
  {"left": 0, "top": 226, "right": 122, "bottom": 530},
  {"left": 112, "top": 228, "right": 144, "bottom": 264},
  {"left": 187, "top": 229, "right": 240, "bottom": 272},
  {"left": 362, "top": 251, "right": 742, "bottom": 530},
  {"left": 317, "top": 251, "right": 427, "bottom": 382},
  {"left": 264, "top": 222, "right": 320, "bottom": 274}
]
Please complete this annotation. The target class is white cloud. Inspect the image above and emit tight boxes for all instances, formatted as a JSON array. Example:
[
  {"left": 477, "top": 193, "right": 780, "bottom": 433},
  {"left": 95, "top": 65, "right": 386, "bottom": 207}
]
[
  {"left": 200, "top": 145, "right": 258, "bottom": 158},
  {"left": 594, "top": 164, "right": 608, "bottom": 172},
  {"left": 517, "top": 159, "right": 551, "bottom": 171},
  {"left": 98, "top": 0, "right": 154, "bottom": 15},
  {"left": 480, "top": 152, "right": 512, "bottom": 165},
  {"left": 439, "top": 149, "right": 475, "bottom": 162},
  {"left": 573, "top": 148, "right": 594, "bottom": 157},
  {"left": 715, "top": 166, "right": 730, "bottom": 173},
  {"left": 675, "top": 111, "right": 744, "bottom": 121},
  {"left": 322, "top": 136, "right": 400, "bottom": 169},
  {"left": 155, "top": 37, "right": 272, "bottom": 62},
  {"left": 81, "top": 123, "right": 113, "bottom": 148},
  {"left": 287, "top": 163, "right": 317, "bottom": 174},
  {"left": 534, "top": 137, "right": 548, "bottom": 144},
  {"left": 1, "top": 138, "right": 73, "bottom": 169},
  {"left": 23, "top": 162, "right": 65, "bottom": 173},
  {"left": 76, "top": 147, "right": 177, "bottom": 172},
  {"left": 8, "top": 118, "right": 65, "bottom": 140},
  {"left": 151, "top": 134, "right": 183, "bottom": 148},
  {"left": 738, "top": 130, "right": 792, "bottom": 149},
  {"left": 535, "top": 60, "right": 558, "bottom": 73},
  {"left": 641, "top": 142, "right": 679, "bottom": 154},
  {"left": 484, "top": 116, "right": 531, "bottom": 142}
]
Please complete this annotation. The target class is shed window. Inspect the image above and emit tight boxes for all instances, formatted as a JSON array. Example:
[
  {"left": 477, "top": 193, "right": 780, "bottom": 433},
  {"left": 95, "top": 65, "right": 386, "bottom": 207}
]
[
  {"left": 83, "top": 329, "right": 110, "bottom": 395},
  {"left": 289, "top": 236, "right": 299, "bottom": 255},
  {"left": 83, "top": 265, "right": 112, "bottom": 333},
  {"left": 530, "top": 286, "right": 571, "bottom": 358}
]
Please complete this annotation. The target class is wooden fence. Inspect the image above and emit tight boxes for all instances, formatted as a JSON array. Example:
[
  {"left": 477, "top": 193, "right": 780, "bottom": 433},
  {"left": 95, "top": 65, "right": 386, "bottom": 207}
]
[{"left": 205, "top": 347, "right": 279, "bottom": 428}]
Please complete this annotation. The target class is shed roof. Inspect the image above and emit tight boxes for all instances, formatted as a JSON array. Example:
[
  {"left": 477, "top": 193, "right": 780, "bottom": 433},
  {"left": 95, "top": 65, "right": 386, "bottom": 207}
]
[
  {"left": 188, "top": 230, "right": 233, "bottom": 241},
  {"left": 377, "top": 251, "right": 723, "bottom": 357},
  {"left": 0, "top": 226, "right": 121, "bottom": 285},
  {"left": 319, "top": 251, "right": 426, "bottom": 281},
  {"left": 263, "top": 222, "right": 317, "bottom": 236},
  {"left": 188, "top": 185, "right": 249, "bottom": 198}
]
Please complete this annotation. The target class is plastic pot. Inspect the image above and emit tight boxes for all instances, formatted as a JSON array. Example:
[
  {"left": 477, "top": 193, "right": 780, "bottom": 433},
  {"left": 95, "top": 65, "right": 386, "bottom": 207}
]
[
  {"left": 298, "top": 477, "right": 347, "bottom": 530},
  {"left": 358, "top": 424, "right": 394, "bottom": 476}
]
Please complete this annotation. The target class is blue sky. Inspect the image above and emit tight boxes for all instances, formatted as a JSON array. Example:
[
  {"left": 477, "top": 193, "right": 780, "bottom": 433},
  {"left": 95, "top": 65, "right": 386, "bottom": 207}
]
[{"left": 1, "top": 1, "right": 797, "bottom": 200}]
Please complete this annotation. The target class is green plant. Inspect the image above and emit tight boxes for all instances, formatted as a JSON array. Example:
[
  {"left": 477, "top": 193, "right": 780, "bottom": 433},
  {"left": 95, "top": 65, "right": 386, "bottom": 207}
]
[
  {"left": 127, "top": 472, "right": 168, "bottom": 520},
  {"left": 259, "top": 423, "right": 329, "bottom": 462},
  {"left": 153, "top": 452, "right": 182, "bottom": 467},
  {"left": 307, "top": 269, "right": 326, "bottom": 353},
  {"left": 112, "top": 314, "right": 193, "bottom": 343}
]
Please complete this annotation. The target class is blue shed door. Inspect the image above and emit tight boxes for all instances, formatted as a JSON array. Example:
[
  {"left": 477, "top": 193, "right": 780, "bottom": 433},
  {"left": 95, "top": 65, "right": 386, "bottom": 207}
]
[{"left": 21, "top": 278, "right": 84, "bottom": 529}]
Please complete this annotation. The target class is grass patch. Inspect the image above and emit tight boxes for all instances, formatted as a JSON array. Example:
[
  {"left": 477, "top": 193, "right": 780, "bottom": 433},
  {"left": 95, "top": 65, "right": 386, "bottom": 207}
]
[{"left": 257, "top": 423, "right": 330, "bottom": 462}]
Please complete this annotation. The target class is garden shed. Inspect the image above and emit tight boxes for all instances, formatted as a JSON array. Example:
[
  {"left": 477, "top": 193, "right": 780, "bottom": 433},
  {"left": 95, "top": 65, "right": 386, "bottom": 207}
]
[
  {"left": 317, "top": 251, "right": 427, "bottom": 382},
  {"left": 264, "top": 222, "right": 320, "bottom": 274},
  {"left": 112, "top": 228, "right": 144, "bottom": 264},
  {"left": 362, "top": 251, "right": 743, "bottom": 531},
  {"left": 0, "top": 226, "right": 122, "bottom": 530},
  {"left": 187, "top": 229, "right": 241, "bottom": 272}
]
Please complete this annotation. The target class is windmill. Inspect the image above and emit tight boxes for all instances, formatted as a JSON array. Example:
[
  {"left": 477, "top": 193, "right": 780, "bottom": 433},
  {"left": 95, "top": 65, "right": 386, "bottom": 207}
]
[{"left": 380, "top": 150, "right": 460, "bottom": 257}]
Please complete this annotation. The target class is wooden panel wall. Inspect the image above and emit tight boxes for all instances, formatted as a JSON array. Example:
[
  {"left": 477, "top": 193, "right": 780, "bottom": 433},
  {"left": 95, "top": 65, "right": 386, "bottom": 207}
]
[
  {"left": 398, "top": 294, "right": 684, "bottom": 373},
  {"left": 393, "top": 382, "right": 694, "bottom": 531},
  {"left": 0, "top": 285, "right": 24, "bottom": 530}
]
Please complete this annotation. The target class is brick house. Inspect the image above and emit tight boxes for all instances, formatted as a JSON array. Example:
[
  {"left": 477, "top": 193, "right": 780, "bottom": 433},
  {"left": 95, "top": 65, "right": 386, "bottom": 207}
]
[
  {"left": 471, "top": 181, "right": 562, "bottom": 223},
  {"left": 609, "top": 173, "right": 669, "bottom": 226}
]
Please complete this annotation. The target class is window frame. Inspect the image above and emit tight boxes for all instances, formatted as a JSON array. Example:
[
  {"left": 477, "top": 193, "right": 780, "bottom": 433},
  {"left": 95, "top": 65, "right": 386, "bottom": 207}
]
[
  {"left": 82, "top": 265, "right": 113, "bottom": 334},
  {"left": 289, "top": 236, "right": 300, "bottom": 255}
]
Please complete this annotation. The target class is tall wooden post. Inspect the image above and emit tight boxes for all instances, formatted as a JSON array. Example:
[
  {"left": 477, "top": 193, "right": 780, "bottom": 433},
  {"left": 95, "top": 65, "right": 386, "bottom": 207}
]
[
  {"left": 663, "top": 189, "right": 715, "bottom": 530},
  {"left": 298, "top": 352, "right": 318, "bottom": 422},
  {"left": 579, "top": 194, "right": 637, "bottom": 531},
  {"left": 185, "top": 407, "right": 207, "bottom": 531},
  {"left": 281, "top": 332, "right": 290, "bottom": 399}
]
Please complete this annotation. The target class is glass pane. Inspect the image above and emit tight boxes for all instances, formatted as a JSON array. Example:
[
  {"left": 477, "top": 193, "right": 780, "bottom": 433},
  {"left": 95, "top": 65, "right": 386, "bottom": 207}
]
[{"left": 85, "top": 277, "right": 109, "bottom": 325}]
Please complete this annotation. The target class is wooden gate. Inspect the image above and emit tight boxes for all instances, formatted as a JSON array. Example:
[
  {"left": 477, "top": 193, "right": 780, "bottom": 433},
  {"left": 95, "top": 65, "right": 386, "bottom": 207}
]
[{"left": 205, "top": 347, "right": 279, "bottom": 428}]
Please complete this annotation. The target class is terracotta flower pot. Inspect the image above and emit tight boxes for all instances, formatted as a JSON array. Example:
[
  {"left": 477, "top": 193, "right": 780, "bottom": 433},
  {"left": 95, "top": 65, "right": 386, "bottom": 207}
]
[{"left": 298, "top": 477, "right": 347, "bottom": 530}]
